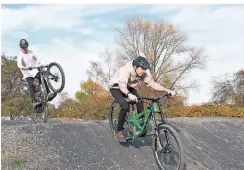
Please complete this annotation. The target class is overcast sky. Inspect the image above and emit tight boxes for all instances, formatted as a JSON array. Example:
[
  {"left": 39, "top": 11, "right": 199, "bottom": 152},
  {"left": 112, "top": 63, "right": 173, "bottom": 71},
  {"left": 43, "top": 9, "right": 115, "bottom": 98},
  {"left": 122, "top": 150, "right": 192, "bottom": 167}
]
[{"left": 2, "top": 4, "right": 244, "bottom": 105}]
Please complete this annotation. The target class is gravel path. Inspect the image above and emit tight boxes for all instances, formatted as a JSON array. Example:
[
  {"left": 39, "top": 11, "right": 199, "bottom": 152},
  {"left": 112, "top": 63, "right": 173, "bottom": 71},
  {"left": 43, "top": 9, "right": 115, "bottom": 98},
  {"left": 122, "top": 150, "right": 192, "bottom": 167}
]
[{"left": 1, "top": 117, "right": 244, "bottom": 170}]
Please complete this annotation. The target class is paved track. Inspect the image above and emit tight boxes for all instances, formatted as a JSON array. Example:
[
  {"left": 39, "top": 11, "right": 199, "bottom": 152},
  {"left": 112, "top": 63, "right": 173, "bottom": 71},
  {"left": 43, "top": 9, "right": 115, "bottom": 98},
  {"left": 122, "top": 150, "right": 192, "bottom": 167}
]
[{"left": 1, "top": 117, "right": 244, "bottom": 170}]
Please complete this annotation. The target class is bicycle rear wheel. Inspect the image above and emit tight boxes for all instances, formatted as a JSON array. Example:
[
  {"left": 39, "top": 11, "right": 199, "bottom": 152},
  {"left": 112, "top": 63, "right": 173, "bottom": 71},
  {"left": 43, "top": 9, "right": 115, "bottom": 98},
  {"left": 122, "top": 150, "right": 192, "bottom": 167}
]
[
  {"left": 108, "top": 101, "right": 133, "bottom": 136},
  {"left": 42, "top": 103, "right": 48, "bottom": 123},
  {"left": 31, "top": 103, "right": 48, "bottom": 123},
  {"left": 108, "top": 101, "right": 120, "bottom": 135},
  {"left": 47, "top": 62, "right": 65, "bottom": 93},
  {"left": 152, "top": 124, "right": 185, "bottom": 170}
]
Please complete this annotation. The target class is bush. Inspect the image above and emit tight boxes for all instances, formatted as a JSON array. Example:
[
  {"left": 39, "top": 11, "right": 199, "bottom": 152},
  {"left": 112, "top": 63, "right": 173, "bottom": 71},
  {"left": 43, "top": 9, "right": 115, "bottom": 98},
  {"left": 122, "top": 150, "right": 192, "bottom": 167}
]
[
  {"left": 164, "top": 104, "right": 244, "bottom": 118},
  {"left": 54, "top": 95, "right": 112, "bottom": 120},
  {"left": 1, "top": 97, "right": 32, "bottom": 119}
]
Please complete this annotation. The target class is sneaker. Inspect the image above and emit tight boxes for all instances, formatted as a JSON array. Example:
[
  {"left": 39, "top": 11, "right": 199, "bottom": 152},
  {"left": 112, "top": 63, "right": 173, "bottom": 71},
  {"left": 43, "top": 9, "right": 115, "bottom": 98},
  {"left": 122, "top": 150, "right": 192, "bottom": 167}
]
[
  {"left": 114, "top": 131, "right": 126, "bottom": 142},
  {"left": 146, "top": 130, "right": 154, "bottom": 136}
]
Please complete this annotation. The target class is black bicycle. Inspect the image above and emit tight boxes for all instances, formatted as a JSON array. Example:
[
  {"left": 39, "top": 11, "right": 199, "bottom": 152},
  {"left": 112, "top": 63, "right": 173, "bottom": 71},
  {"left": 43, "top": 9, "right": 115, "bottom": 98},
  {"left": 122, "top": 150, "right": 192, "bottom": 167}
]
[
  {"left": 23, "top": 62, "right": 65, "bottom": 123},
  {"left": 109, "top": 93, "right": 185, "bottom": 170}
]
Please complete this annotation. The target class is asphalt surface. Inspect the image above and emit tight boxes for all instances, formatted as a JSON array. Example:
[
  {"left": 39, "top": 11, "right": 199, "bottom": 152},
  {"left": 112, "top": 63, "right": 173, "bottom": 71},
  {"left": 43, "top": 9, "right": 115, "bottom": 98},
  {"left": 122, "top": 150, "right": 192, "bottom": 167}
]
[{"left": 1, "top": 117, "right": 244, "bottom": 170}]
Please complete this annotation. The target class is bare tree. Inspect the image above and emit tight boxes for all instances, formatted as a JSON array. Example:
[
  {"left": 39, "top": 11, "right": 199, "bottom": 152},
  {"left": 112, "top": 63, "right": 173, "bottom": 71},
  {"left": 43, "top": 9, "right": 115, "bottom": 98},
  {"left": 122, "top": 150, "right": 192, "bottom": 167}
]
[
  {"left": 211, "top": 69, "right": 244, "bottom": 106},
  {"left": 86, "top": 16, "right": 207, "bottom": 104},
  {"left": 86, "top": 49, "right": 117, "bottom": 89},
  {"left": 115, "top": 16, "right": 207, "bottom": 93}
]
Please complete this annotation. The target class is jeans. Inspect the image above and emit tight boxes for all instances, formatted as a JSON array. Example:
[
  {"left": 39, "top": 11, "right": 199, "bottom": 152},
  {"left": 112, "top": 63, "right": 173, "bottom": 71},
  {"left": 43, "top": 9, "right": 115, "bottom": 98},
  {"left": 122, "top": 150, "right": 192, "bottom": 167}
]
[{"left": 26, "top": 72, "right": 50, "bottom": 102}]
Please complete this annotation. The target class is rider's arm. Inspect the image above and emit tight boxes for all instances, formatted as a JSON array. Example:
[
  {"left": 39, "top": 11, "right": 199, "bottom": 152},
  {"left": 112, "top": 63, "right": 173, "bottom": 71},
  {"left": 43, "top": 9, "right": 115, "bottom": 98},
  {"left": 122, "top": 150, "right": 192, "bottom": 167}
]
[
  {"left": 118, "top": 68, "right": 130, "bottom": 95},
  {"left": 142, "top": 70, "right": 172, "bottom": 93},
  {"left": 17, "top": 54, "right": 25, "bottom": 69},
  {"left": 33, "top": 52, "right": 43, "bottom": 66}
]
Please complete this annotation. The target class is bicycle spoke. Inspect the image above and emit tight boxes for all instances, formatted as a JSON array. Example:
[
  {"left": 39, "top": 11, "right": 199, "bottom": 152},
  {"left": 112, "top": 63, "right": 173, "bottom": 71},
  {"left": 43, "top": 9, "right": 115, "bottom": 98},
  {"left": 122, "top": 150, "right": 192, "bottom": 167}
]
[
  {"left": 153, "top": 125, "right": 184, "bottom": 170},
  {"left": 47, "top": 62, "right": 65, "bottom": 93}
]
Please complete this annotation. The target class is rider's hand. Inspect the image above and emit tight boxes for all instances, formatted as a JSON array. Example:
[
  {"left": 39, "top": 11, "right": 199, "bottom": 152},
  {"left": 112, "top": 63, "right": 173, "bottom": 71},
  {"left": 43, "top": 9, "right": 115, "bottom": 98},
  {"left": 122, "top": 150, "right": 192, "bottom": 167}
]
[
  {"left": 21, "top": 67, "right": 29, "bottom": 70},
  {"left": 24, "top": 67, "right": 32, "bottom": 70},
  {"left": 167, "top": 90, "right": 177, "bottom": 97},
  {"left": 127, "top": 93, "right": 138, "bottom": 102}
]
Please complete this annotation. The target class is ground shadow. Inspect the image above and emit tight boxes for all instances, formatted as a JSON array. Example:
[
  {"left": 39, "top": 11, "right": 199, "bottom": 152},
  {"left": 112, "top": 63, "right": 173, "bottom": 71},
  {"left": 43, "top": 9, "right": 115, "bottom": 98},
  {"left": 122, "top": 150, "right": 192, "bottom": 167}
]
[{"left": 119, "top": 135, "right": 153, "bottom": 148}]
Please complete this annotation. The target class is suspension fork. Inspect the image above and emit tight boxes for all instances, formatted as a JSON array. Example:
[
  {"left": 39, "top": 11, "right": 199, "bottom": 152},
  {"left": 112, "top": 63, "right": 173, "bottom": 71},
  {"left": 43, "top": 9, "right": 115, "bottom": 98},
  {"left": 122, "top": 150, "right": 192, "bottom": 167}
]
[
  {"left": 151, "top": 113, "right": 163, "bottom": 151},
  {"left": 164, "top": 130, "right": 170, "bottom": 144}
]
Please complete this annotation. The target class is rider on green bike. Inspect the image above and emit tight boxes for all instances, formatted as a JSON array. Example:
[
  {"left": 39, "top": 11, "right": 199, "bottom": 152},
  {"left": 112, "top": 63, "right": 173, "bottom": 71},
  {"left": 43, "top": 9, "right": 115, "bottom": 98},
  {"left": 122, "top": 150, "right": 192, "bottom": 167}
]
[
  {"left": 109, "top": 53, "right": 176, "bottom": 142},
  {"left": 17, "top": 39, "right": 57, "bottom": 108}
]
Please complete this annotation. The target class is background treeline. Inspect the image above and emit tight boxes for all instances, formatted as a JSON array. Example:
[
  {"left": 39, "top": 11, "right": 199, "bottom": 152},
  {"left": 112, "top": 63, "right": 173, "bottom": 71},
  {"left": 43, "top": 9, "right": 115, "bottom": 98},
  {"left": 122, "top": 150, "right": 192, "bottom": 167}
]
[{"left": 2, "top": 16, "right": 244, "bottom": 119}]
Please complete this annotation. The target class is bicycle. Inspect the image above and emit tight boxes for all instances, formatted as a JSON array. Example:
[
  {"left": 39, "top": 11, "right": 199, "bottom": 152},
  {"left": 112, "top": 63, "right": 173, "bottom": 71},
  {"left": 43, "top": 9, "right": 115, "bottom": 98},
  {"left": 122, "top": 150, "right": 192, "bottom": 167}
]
[
  {"left": 108, "top": 93, "right": 185, "bottom": 170},
  {"left": 23, "top": 62, "right": 65, "bottom": 123}
]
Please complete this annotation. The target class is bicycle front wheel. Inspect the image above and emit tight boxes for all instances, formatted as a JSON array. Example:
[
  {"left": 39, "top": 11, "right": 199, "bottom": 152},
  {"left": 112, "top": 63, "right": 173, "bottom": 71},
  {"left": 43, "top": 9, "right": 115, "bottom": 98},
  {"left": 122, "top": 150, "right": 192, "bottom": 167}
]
[
  {"left": 47, "top": 62, "right": 65, "bottom": 93},
  {"left": 152, "top": 124, "right": 185, "bottom": 170}
]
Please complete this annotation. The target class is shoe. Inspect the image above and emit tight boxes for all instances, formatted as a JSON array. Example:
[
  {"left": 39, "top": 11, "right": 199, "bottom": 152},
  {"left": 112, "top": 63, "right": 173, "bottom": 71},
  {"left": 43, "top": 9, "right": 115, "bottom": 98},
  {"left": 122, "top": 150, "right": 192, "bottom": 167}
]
[
  {"left": 114, "top": 131, "right": 126, "bottom": 142},
  {"left": 139, "top": 129, "right": 154, "bottom": 137},
  {"left": 47, "top": 92, "right": 57, "bottom": 101},
  {"left": 146, "top": 130, "right": 154, "bottom": 136}
]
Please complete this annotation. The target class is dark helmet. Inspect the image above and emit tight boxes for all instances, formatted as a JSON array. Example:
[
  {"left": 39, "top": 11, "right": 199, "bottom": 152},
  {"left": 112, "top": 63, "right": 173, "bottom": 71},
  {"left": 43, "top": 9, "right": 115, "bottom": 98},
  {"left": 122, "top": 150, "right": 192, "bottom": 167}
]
[
  {"left": 132, "top": 56, "right": 151, "bottom": 70},
  {"left": 19, "top": 39, "right": 29, "bottom": 48}
]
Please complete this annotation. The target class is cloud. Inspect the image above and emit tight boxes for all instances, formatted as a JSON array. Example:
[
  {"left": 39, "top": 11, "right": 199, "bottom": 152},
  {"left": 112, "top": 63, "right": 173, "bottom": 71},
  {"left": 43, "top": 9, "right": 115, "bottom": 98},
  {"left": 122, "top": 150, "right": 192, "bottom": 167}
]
[
  {"left": 2, "top": 4, "right": 244, "bottom": 105},
  {"left": 73, "top": 28, "right": 93, "bottom": 35},
  {"left": 2, "top": 4, "right": 124, "bottom": 105},
  {"left": 30, "top": 37, "right": 116, "bottom": 101},
  {"left": 168, "top": 5, "right": 244, "bottom": 104},
  {"left": 149, "top": 4, "right": 187, "bottom": 13},
  {"left": 171, "top": 5, "right": 244, "bottom": 34},
  {"left": 2, "top": 4, "right": 130, "bottom": 34}
]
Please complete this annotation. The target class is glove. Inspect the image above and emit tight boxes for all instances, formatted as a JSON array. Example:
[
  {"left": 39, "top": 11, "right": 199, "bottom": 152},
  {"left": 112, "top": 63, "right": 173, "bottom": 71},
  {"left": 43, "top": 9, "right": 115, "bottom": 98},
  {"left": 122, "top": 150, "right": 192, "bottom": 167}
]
[
  {"left": 21, "top": 67, "right": 28, "bottom": 70},
  {"left": 168, "top": 90, "right": 176, "bottom": 97},
  {"left": 127, "top": 93, "right": 138, "bottom": 102}
]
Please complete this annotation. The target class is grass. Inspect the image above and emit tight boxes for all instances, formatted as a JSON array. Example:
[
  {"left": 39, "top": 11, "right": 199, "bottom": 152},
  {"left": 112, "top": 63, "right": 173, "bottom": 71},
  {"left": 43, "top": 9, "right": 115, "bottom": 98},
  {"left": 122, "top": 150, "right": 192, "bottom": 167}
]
[{"left": 12, "top": 159, "right": 26, "bottom": 169}]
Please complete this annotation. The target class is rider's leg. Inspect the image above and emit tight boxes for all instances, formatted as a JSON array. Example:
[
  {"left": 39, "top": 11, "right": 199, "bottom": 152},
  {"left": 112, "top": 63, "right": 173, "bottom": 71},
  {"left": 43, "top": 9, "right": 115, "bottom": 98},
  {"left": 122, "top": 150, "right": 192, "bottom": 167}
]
[
  {"left": 110, "top": 88, "right": 129, "bottom": 142},
  {"left": 129, "top": 88, "right": 144, "bottom": 115},
  {"left": 26, "top": 77, "right": 40, "bottom": 108},
  {"left": 26, "top": 77, "right": 35, "bottom": 102}
]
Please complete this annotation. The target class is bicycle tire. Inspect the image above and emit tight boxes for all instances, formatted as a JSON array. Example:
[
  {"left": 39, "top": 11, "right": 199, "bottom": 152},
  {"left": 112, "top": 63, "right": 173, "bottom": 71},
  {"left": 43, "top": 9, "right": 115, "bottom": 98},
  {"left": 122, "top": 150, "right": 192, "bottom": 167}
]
[
  {"left": 108, "top": 100, "right": 118, "bottom": 136},
  {"left": 152, "top": 124, "right": 185, "bottom": 170},
  {"left": 43, "top": 103, "right": 48, "bottom": 123},
  {"left": 47, "top": 62, "right": 65, "bottom": 93}
]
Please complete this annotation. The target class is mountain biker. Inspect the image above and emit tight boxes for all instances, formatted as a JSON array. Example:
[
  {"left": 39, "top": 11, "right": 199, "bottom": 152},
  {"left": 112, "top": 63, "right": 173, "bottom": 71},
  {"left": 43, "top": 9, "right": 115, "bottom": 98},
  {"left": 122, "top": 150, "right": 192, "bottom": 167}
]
[
  {"left": 109, "top": 54, "right": 176, "bottom": 142},
  {"left": 17, "top": 39, "right": 57, "bottom": 108}
]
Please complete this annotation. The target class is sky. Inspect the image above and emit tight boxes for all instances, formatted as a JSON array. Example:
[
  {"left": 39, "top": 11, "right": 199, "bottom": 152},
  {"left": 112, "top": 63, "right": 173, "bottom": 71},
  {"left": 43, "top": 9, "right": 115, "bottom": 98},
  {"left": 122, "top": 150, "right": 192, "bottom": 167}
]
[{"left": 1, "top": 4, "right": 244, "bottom": 105}]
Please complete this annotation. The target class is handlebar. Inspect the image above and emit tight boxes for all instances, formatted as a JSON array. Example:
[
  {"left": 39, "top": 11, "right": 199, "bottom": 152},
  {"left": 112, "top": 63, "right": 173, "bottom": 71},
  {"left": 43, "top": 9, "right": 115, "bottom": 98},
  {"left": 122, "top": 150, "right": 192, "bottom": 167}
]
[
  {"left": 126, "top": 93, "right": 173, "bottom": 103},
  {"left": 139, "top": 93, "right": 172, "bottom": 102},
  {"left": 21, "top": 65, "right": 49, "bottom": 70}
]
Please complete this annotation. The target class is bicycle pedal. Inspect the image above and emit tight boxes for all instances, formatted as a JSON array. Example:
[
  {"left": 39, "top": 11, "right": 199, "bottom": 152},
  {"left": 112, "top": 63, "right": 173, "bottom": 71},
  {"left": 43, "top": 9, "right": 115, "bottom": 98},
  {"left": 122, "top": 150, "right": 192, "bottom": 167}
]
[
  {"left": 146, "top": 131, "right": 154, "bottom": 136},
  {"left": 125, "top": 137, "right": 133, "bottom": 141}
]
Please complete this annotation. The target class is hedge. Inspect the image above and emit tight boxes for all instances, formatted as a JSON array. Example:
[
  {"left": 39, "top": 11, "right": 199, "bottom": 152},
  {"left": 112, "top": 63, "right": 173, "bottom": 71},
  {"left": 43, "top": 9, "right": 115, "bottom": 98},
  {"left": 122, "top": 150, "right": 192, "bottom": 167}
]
[{"left": 164, "top": 104, "right": 244, "bottom": 118}]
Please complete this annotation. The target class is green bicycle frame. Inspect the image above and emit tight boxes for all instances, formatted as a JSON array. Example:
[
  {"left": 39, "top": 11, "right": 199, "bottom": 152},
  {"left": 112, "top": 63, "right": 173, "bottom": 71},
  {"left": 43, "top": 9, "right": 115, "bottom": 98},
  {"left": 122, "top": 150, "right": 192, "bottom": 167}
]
[
  {"left": 127, "top": 108, "right": 151, "bottom": 133},
  {"left": 126, "top": 100, "right": 162, "bottom": 137}
]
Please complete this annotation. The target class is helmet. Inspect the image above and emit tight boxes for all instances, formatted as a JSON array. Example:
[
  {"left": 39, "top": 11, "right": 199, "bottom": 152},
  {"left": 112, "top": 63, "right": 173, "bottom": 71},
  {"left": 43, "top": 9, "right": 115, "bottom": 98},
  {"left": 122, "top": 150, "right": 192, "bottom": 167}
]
[
  {"left": 19, "top": 39, "right": 29, "bottom": 48},
  {"left": 132, "top": 56, "right": 151, "bottom": 70}
]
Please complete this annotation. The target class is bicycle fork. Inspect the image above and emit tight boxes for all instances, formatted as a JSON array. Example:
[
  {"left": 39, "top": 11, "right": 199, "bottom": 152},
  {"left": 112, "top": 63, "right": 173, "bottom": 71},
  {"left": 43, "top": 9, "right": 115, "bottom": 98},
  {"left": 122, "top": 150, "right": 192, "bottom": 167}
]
[
  {"left": 155, "top": 127, "right": 172, "bottom": 153},
  {"left": 154, "top": 127, "right": 163, "bottom": 152}
]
